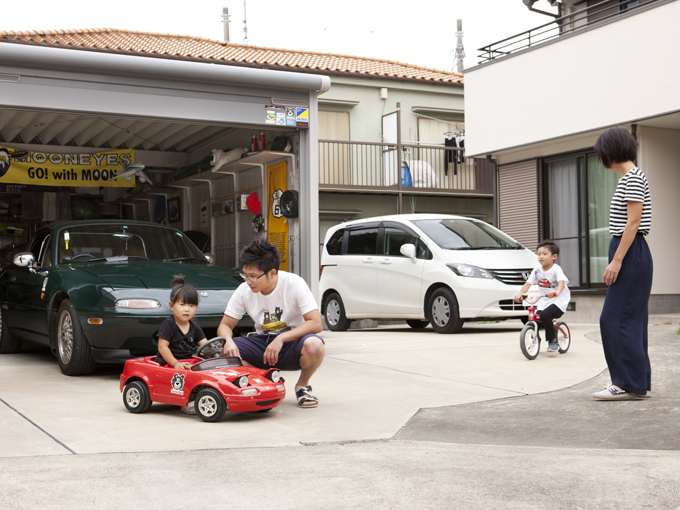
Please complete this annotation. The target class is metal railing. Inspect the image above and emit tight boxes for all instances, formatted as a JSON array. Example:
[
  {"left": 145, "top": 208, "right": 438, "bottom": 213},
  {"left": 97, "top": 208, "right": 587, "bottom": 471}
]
[
  {"left": 478, "top": 0, "right": 658, "bottom": 64},
  {"left": 318, "top": 140, "right": 493, "bottom": 194}
]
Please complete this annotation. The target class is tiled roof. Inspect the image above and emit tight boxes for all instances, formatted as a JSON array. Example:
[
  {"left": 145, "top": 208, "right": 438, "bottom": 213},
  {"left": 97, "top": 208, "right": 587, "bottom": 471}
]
[{"left": 0, "top": 28, "right": 464, "bottom": 85}]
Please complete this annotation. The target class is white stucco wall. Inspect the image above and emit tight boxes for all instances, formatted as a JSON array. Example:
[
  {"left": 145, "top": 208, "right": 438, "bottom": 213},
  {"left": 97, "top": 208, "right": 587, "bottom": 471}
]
[
  {"left": 638, "top": 126, "right": 680, "bottom": 295},
  {"left": 465, "top": 0, "right": 680, "bottom": 156}
]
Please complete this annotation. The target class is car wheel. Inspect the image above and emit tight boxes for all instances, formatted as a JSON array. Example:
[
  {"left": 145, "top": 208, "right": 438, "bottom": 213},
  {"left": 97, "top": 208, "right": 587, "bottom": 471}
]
[
  {"left": 0, "top": 306, "right": 22, "bottom": 354},
  {"left": 556, "top": 321, "right": 571, "bottom": 354},
  {"left": 324, "top": 292, "right": 351, "bottom": 332},
  {"left": 520, "top": 324, "right": 540, "bottom": 360},
  {"left": 123, "top": 381, "right": 152, "bottom": 413},
  {"left": 406, "top": 320, "right": 429, "bottom": 329},
  {"left": 427, "top": 288, "right": 464, "bottom": 334},
  {"left": 195, "top": 388, "right": 227, "bottom": 422},
  {"left": 56, "top": 300, "right": 96, "bottom": 376}
]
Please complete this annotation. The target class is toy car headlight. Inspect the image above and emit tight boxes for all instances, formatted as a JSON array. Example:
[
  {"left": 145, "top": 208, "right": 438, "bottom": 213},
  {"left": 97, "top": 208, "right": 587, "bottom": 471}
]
[
  {"left": 447, "top": 263, "right": 493, "bottom": 279},
  {"left": 115, "top": 299, "right": 162, "bottom": 309},
  {"left": 267, "top": 370, "right": 281, "bottom": 383},
  {"left": 233, "top": 375, "right": 249, "bottom": 388},
  {"left": 241, "top": 388, "right": 258, "bottom": 396}
]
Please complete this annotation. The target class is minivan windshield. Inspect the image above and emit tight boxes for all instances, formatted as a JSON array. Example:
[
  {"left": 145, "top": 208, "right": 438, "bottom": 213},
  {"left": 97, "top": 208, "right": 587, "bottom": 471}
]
[{"left": 411, "top": 218, "right": 522, "bottom": 250}]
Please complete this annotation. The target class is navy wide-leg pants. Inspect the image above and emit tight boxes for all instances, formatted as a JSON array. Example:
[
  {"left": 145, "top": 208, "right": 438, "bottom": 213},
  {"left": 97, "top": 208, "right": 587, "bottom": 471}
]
[{"left": 599, "top": 234, "right": 653, "bottom": 395}]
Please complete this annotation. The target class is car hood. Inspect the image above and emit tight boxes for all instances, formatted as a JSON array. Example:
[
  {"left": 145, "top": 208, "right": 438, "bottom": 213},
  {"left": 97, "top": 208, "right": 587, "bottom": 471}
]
[
  {"left": 443, "top": 248, "right": 537, "bottom": 269},
  {"left": 76, "top": 261, "right": 242, "bottom": 290}
]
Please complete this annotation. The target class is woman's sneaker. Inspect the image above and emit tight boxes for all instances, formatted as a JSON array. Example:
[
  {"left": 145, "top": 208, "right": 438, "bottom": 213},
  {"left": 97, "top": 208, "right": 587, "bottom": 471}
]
[
  {"left": 547, "top": 342, "right": 559, "bottom": 353},
  {"left": 593, "top": 385, "right": 641, "bottom": 400}
]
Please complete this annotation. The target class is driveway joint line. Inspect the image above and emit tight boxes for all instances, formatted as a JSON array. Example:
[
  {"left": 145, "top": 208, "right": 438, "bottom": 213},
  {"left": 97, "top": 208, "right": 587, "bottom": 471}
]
[
  {"left": 326, "top": 355, "right": 528, "bottom": 396},
  {"left": 0, "top": 397, "right": 75, "bottom": 455}
]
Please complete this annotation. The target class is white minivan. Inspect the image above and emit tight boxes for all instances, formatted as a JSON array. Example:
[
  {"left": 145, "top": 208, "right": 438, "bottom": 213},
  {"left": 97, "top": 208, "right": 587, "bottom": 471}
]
[{"left": 319, "top": 214, "right": 538, "bottom": 333}]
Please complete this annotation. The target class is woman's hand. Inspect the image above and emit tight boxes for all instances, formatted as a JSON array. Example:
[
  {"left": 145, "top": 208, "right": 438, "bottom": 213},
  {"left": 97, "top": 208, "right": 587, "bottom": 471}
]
[{"left": 603, "top": 259, "right": 622, "bottom": 285}]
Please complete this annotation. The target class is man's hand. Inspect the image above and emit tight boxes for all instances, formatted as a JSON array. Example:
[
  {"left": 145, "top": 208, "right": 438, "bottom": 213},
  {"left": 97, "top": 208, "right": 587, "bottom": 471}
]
[
  {"left": 263, "top": 337, "right": 283, "bottom": 366},
  {"left": 220, "top": 339, "right": 240, "bottom": 357}
]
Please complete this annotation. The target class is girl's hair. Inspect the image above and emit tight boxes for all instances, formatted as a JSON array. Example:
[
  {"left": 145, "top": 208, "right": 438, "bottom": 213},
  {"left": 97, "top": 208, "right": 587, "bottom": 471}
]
[
  {"left": 594, "top": 127, "right": 638, "bottom": 169},
  {"left": 169, "top": 274, "right": 199, "bottom": 306}
]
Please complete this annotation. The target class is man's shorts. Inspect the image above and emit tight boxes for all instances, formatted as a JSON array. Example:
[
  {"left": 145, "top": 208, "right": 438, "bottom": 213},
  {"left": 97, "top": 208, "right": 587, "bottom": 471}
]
[{"left": 233, "top": 333, "right": 324, "bottom": 371}]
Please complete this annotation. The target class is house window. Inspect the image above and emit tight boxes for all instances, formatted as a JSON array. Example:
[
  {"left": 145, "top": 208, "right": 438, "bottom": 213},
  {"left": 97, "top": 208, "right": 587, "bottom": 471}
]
[{"left": 542, "top": 151, "right": 619, "bottom": 290}]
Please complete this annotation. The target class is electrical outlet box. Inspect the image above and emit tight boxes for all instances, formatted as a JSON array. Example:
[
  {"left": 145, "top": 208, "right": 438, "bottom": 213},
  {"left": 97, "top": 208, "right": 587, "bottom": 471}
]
[{"left": 379, "top": 88, "right": 388, "bottom": 99}]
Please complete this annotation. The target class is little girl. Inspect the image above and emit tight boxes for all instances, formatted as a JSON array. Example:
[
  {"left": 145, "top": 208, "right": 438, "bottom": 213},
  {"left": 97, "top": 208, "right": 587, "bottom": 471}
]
[{"left": 155, "top": 274, "right": 207, "bottom": 370}]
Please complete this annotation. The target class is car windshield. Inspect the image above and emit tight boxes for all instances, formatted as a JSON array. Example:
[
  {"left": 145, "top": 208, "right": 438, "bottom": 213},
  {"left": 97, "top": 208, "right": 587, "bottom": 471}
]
[
  {"left": 411, "top": 218, "right": 522, "bottom": 250},
  {"left": 191, "top": 357, "right": 244, "bottom": 371},
  {"left": 56, "top": 224, "right": 206, "bottom": 264}
]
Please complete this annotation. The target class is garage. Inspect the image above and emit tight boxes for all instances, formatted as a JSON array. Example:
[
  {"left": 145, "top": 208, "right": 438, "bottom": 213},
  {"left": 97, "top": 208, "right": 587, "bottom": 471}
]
[{"left": 0, "top": 42, "right": 329, "bottom": 295}]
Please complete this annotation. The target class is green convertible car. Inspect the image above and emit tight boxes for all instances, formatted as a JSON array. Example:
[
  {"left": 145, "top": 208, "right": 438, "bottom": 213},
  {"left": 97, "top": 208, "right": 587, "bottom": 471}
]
[{"left": 0, "top": 220, "right": 252, "bottom": 376}]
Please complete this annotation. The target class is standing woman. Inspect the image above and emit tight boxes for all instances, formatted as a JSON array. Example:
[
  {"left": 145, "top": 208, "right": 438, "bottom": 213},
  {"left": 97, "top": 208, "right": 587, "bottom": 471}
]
[{"left": 593, "top": 127, "right": 653, "bottom": 400}]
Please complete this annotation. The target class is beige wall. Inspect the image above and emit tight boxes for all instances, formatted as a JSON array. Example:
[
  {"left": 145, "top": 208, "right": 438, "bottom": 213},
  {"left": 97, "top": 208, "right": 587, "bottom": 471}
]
[
  {"left": 465, "top": 1, "right": 680, "bottom": 156},
  {"left": 638, "top": 126, "right": 680, "bottom": 295}
]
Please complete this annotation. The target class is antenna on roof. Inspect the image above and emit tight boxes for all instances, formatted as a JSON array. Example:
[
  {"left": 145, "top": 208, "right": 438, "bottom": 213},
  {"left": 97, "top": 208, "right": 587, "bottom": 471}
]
[
  {"left": 222, "top": 7, "right": 231, "bottom": 43},
  {"left": 453, "top": 19, "right": 465, "bottom": 73},
  {"left": 242, "top": 0, "right": 250, "bottom": 45}
]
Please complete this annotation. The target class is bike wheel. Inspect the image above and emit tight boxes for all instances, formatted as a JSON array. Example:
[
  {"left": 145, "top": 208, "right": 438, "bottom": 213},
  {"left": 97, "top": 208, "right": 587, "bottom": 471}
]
[
  {"left": 520, "top": 324, "right": 540, "bottom": 360},
  {"left": 555, "top": 321, "right": 571, "bottom": 353}
]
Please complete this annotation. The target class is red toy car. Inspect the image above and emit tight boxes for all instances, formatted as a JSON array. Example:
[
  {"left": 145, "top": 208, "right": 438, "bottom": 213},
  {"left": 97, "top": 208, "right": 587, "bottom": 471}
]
[{"left": 120, "top": 338, "right": 286, "bottom": 422}]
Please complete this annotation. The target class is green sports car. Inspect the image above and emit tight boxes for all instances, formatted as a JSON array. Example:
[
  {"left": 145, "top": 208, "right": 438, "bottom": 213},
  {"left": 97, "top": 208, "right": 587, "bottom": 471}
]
[{"left": 0, "top": 220, "right": 251, "bottom": 376}]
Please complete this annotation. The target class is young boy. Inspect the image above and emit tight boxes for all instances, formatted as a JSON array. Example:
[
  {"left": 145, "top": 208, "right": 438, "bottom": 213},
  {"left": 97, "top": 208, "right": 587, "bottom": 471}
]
[
  {"left": 514, "top": 241, "right": 571, "bottom": 353},
  {"left": 218, "top": 238, "right": 325, "bottom": 408}
]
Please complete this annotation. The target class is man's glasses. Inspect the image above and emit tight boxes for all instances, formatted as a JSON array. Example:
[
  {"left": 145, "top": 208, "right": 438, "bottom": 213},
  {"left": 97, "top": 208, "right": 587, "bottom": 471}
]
[{"left": 239, "top": 272, "right": 266, "bottom": 282}]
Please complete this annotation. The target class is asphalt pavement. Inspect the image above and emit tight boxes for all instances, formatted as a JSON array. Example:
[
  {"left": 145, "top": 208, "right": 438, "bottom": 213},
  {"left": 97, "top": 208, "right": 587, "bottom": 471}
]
[{"left": 1, "top": 318, "right": 679, "bottom": 509}]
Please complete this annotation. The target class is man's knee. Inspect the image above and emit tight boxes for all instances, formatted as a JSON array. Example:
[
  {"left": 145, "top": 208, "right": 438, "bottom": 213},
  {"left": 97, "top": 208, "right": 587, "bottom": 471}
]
[{"left": 302, "top": 336, "right": 325, "bottom": 359}]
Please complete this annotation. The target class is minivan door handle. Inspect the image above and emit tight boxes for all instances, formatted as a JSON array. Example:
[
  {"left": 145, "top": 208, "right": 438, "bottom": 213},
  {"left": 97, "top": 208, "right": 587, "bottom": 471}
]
[
  {"left": 379, "top": 258, "right": 392, "bottom": 265},
  {"left": 362, "top": 257, "right": 374, "bottom": 264}
]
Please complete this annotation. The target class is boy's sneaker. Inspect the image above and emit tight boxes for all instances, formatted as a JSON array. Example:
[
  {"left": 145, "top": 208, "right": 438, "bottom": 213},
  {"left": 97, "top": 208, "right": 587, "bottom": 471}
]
[
  {"left": 180, "top": 401, "right": 196, "bottom": 415},
  {"left": 547, "top": 342, "right": 559, "bottom": 353}
]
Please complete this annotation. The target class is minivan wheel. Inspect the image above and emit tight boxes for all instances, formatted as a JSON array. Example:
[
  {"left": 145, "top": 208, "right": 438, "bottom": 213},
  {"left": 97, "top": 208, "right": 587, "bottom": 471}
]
[
  {"left": 324, "top": 292, "right": 351, "bottom": 332},
  {"left": 427, "top": 288, "right": 464, "bottom": 334}
]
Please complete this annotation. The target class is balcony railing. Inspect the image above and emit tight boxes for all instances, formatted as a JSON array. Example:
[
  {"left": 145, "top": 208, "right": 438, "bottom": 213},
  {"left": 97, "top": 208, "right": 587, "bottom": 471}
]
[
  {"left": 318, "top": 140, "right": 493, "bottom": 195},
  {"left": 478, "top": 0, "right": 658, "bottom": 65}
]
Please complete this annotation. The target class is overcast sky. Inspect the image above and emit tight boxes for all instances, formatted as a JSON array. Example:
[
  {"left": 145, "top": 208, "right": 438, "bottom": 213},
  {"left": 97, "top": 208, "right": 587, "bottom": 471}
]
[{"left": 0, "top": 0, "right": 558, "bottom": 71}]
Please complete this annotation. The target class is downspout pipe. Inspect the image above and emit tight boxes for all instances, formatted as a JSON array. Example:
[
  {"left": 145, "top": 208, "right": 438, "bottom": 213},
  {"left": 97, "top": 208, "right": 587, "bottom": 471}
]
[{"left": 0, "top": 42, "right": 331, "bottom": 94}]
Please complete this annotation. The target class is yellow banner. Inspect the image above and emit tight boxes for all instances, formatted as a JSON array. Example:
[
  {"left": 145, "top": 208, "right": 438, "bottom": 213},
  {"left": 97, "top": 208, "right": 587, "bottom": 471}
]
[
  {"left": 267, "top": 162, "right": 289, "bottom": 272},
  {"left": 0, "top": 147, "right": 135, "bottom": 187}
]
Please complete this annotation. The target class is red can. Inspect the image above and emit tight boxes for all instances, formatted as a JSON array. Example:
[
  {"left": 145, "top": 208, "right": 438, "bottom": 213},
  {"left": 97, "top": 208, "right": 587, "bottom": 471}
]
[
  {"left": 251, "top": 135, "right": 257, "bottom": 152},
  {"left": 259, "top": 132, "right": 265, "bottom": 151}
]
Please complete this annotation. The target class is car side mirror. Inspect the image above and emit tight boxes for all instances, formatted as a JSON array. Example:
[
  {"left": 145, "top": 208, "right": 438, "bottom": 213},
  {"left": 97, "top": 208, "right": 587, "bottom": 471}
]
[
  {"left": 400, "top": 243, "right": 417, "bottom": 263},
  {"left": 204, "top": 253, "right": 215, "bottom": 266},
  {"left": 13, "top": 251, "right": 35, "bottom": 268}
]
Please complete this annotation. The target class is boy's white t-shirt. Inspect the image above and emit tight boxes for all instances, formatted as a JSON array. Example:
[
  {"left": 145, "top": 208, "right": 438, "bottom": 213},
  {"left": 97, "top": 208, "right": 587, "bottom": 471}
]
[
  {"left": 225, "top": 271, "right": 319, "bottom": 335},
  {"left": 527, "top": 263, "right": 571, "bottom": 312}
]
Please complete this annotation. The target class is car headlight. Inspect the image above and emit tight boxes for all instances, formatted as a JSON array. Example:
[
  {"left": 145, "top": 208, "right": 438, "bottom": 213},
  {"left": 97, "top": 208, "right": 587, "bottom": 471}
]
[
  {"left": 115, "top": 299, "right": 161, "bottom": 309},
  {"left": 447, "top": 263, "right": 493, "bottom": 279},
  {"left": 241, "top": 388, "right": 258, "bottom": 396},
  {"left": 233, "top": 375, "right": 249, "bottom": 388},
  {"left": 265, "top": 369, "right": 281, "bottom": 383}
]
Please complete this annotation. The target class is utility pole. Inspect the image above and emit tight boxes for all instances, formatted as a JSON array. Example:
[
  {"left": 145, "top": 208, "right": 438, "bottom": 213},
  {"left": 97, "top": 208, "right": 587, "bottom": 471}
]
[
  {"left": 222, "top": 7, "right": 230, "bottom": 43},
  {"left": 454, "top": 19, "right": 465, "bottom": 73}
]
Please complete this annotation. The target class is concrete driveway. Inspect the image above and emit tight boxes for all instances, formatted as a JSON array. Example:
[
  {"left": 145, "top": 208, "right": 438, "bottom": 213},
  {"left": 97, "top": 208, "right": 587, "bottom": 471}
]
[{"left": 0, "top": 321, "right": 604, "bottom": 456}]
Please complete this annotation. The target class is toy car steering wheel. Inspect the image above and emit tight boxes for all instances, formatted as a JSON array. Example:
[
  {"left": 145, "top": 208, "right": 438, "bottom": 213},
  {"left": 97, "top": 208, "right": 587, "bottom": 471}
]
[{"left": 195, "top": 337, "right": 226, "bottom": 359}]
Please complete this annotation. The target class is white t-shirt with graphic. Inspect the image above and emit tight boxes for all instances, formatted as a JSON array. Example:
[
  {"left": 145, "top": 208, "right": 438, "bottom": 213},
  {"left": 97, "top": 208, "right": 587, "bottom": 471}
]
[
  {"left": 527, "top": 263, "right": 571, "bottom": 312},
  {"left": 225, "top": 271, "right": 319, "bottom": 335}
]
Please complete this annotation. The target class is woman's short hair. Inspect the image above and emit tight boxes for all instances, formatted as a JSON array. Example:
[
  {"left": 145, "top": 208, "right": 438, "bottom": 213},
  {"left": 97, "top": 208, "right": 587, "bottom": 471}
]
[{"left": 594, "top": 127, "right": 638, "bottom": 169}]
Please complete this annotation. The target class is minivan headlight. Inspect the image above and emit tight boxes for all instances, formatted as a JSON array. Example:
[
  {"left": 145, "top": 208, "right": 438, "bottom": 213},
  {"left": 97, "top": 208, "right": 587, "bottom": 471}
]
[{"left": 447, "top": 263, "right": 493, "bottom": 279}]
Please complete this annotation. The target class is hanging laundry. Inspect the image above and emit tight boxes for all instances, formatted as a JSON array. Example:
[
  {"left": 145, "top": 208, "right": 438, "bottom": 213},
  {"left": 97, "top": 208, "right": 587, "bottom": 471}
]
[
  {"left": 456, "top": 135, "right": 465, "bottom": 164},
  {"left": 444, "top": 136, "right": 457, "bottom": 176}
]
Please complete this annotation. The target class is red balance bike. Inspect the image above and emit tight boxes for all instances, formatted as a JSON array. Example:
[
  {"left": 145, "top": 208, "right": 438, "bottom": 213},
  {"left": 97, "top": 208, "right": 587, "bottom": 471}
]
[{"left": 519, "top": 294, "right": 571, "bottom": 360}]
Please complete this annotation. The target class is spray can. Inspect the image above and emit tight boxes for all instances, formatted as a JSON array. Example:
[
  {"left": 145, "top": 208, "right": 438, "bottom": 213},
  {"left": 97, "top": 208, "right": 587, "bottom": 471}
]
[
  {"left": 259, "top": 132, "right": 265, "bottom": 152},
  {"left": 251, "top": 134, "right": 257, "bottom": 152}
]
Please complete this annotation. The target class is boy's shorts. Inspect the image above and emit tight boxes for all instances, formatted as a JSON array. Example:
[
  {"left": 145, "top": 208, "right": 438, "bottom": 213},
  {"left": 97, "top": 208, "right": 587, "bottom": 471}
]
[{"left": 233, "top": 333, "right": 324, "bottom": 371}]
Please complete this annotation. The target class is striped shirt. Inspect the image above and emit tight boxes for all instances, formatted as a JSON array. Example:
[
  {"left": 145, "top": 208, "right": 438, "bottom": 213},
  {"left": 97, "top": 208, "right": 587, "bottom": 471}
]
[{"left": 609, "top": 167, "right": 652, "bottom": 236}]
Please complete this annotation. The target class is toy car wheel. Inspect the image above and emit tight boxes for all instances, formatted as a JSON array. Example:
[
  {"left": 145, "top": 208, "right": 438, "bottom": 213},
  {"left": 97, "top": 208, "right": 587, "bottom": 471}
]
[
  {"left": 0, "top": 306, "right": 22, "bottom": 354},
  {"left": 123, "top": 381, "right": 152, "bottom": 413},
  {"left": 195, "top": 388, "right": 227, "bottom": 422},
  {"left": 406, "top": 320, "right": 429, "bottom": 329},
  {"left": 324, "top": 292, "right": 351, "bottom": 332},
  {"left": 427, "top": 288, "right": 464, "bottom": 334},
  {"left": 555, "top": 321, "right": 571, "bottom": 354},
  {"left": 56, "top": 299, "right": 96, "bottom": 376},
  {"left": 520, "top": 324, "right": 540, "bottom": 360}
]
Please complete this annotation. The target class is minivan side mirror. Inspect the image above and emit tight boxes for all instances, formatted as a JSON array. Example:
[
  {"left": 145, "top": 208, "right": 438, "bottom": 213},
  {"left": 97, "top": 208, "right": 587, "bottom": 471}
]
[{"left": 400, "top": 243, "right": 417, "bottom": 263}]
